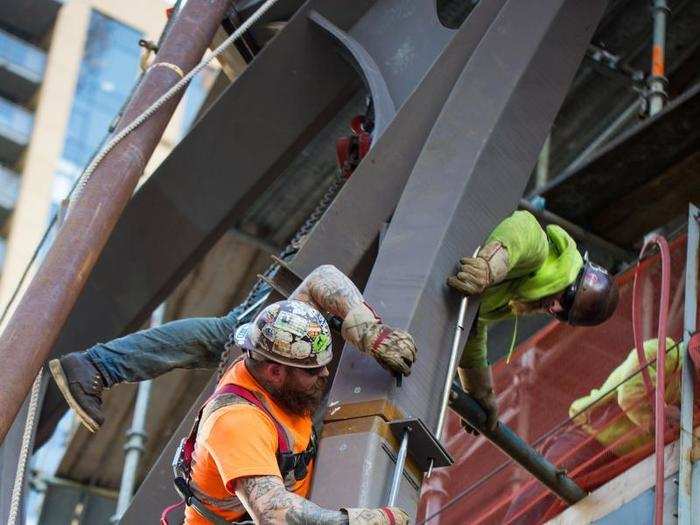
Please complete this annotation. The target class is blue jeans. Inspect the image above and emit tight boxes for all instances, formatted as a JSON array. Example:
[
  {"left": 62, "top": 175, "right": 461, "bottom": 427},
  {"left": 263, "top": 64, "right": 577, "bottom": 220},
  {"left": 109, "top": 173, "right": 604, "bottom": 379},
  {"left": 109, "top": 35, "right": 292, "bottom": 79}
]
[
  {"left": 82, "top": 242, "right": 296, "bottom": 384},
  {"left": 85, "top": 286, "right": 268, "bottom": 386},
  {"left": 86, "top": 313, "right": 235, "bottom": 386}
]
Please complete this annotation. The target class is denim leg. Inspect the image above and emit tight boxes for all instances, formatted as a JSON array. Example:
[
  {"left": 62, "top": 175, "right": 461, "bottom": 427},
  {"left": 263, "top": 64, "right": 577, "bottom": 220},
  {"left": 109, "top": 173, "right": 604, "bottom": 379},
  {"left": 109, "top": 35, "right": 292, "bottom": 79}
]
[{"left": 85, "top": 312, "right": 239, "bottom": 386}]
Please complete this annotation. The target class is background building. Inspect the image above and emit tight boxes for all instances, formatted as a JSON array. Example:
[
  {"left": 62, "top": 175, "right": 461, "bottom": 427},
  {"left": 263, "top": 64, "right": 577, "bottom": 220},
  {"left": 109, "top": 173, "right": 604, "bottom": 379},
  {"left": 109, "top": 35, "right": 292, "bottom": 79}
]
[{"left": 0, "top": 0, "right": 215, "bottom": 313}]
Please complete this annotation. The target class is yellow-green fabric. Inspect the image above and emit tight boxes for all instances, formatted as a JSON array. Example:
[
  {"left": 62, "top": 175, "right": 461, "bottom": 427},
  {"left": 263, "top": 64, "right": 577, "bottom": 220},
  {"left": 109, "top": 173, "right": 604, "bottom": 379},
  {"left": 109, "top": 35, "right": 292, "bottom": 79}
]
[
  {"left": 461, "top": 211, "right": 583, "bottom": 369},
  {"left": 569, "top": 338, "right": 681, "bottom": 456}
]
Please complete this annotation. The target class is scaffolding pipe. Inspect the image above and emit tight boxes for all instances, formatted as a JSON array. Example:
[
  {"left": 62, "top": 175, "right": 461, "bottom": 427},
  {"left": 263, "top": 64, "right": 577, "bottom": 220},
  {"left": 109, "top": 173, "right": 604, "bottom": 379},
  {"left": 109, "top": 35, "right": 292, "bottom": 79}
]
[
  {"left": 112, "top": 304, "right": 165, "bottom": 521},
  {"left": 648, "top": 0, "right": 669, "bottom": 116},
  {"left": 448, "top": 385, "right": 587, "bottom": 505},
  {"left": 0, "top": 0, "right": 232, "bottom": 444},
  {"left": 631, "top": 234, "right": 671, "bottom": 525},
  {"left": 678, "top": 204, "right": 698, "bottom": 524}
]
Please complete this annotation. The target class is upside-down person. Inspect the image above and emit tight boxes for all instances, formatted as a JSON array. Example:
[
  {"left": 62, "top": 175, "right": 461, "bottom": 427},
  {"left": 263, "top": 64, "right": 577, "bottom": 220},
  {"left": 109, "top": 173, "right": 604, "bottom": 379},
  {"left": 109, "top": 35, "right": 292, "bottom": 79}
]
[
  {"left": 504, "top": 337, "right": 694, "bottom": 524},
  {"left": 447, "top": 211, "right": 620, "bottom": 434},
  {"left": 50, "top": 265, "right": 417, "bottom": 524}
]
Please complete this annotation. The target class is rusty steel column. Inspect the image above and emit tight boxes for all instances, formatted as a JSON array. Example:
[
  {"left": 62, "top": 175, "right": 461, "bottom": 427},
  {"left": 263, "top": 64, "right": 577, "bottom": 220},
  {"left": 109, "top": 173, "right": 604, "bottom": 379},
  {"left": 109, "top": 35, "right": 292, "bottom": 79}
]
[{"left": 0, "top": 0, "right": 231, "bottom": 443}]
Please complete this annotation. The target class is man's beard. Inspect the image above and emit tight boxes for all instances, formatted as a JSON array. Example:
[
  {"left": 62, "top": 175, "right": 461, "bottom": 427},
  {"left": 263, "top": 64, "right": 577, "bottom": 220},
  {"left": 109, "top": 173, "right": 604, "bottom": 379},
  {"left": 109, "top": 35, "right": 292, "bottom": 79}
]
[{"left": 266, "top": 375, "right": 328, "bottom": 417}]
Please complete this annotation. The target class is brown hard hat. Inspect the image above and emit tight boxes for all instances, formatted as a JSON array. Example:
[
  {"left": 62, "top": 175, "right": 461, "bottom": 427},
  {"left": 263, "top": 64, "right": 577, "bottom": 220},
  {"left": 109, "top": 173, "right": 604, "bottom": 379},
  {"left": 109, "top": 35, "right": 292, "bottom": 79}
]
[{"left": 555, "top": 260, "right": 619, "bottom": 327}]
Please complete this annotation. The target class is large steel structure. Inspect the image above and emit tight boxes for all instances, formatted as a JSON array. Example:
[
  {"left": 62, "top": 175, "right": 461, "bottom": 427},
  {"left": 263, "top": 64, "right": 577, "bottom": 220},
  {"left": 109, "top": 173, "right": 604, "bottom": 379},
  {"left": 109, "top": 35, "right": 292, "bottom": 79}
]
[
  {"left": 121, "top": 0, "right": 607, "bottom": 520},
  {"left": 15, "top": 0, "right": 700, "bottom": 522}
]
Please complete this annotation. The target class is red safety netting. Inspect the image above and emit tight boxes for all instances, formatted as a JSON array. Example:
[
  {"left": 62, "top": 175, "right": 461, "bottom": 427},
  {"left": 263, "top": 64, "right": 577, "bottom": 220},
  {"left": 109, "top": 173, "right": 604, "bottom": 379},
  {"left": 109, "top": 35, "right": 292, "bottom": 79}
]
[{"left": 418, "top": 235, "right": 697, "bottom": 525}]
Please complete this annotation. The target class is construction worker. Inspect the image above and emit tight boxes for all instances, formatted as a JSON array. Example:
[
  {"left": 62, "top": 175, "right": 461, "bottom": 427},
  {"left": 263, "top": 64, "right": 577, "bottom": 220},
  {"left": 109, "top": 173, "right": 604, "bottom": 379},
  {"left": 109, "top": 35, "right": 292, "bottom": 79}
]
[
  {"left": 447, "top": 210, "right": 619, "bottom": 433},
  {"left": 504, "top": 337, "right": 688, "bottom": 524},
  {"left": 163, "top": 298, "right": 410, "bottom": 524},
  {"left": 50, "top": 264, "right": 416, "bottom": 434}
]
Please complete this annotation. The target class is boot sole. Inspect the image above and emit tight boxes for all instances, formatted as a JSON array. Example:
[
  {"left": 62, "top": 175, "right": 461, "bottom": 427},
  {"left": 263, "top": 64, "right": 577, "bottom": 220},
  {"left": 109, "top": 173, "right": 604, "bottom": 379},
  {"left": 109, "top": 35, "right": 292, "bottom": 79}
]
[{"left": 49, "top": 359, "right": 99, "bottom": 433}]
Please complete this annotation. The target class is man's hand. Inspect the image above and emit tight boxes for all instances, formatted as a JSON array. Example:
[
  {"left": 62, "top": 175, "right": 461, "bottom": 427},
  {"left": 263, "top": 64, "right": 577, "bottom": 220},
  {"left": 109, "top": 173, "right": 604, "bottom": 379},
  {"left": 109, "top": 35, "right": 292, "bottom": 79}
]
[
  {"left": 344, "top": 507, "right": 410, "bottom": 525},
  {"left": 458, "top": 366, "right": 498, "bottom": 434},
  {"left": 447, "top": 242, "right": 509, "bottom": 296},
  {"left": 342, "top": 303, "right": 417, "bottom": 376}
]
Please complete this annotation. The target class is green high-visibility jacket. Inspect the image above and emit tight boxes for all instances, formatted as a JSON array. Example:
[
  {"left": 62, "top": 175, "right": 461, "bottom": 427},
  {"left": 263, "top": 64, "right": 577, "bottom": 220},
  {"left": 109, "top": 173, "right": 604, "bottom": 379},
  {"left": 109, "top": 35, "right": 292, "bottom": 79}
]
[
  {"left": 569, "top": 338, "right": 681, "bottom": 456},
  {"left": 461, "top": 210, "right": 583, "bottom": 369}
]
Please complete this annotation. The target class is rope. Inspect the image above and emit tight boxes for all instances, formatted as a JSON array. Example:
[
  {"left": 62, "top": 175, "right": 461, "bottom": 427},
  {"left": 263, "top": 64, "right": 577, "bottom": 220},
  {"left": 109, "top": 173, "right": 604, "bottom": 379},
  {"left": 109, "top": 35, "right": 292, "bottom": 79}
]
[
  {"left": 0, "top": 0, "right": 184, "bottom": 329},
  {"left": 71, "top": 0, "right": 280, "bottom": 202},
  {"left": 3, "top": 2, "right": 278, "bottom": 519},
  {"left": 7, "top": 370, "right": 42, "bottom": 525}
]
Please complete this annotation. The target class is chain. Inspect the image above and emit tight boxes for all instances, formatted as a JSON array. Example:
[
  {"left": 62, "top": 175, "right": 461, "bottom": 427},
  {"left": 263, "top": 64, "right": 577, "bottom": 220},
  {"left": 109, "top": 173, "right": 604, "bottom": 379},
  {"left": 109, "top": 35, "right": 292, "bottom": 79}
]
[{"left": 216, "top": 173, "right": 346, "bottom": 379}]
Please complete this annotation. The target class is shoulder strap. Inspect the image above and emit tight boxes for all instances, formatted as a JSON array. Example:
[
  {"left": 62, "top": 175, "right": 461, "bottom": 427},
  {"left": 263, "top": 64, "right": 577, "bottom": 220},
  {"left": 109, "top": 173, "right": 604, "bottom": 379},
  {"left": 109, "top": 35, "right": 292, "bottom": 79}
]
[{"left": 215, "top": 384, "right": 291, "bottom": 453}]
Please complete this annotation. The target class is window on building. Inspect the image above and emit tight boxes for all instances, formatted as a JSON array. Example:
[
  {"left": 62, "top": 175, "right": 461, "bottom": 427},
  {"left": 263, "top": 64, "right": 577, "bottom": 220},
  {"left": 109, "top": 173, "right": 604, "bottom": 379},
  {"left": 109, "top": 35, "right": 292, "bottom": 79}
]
[{"left": 52, "top": 11, "right": 142, "bottom": 203}]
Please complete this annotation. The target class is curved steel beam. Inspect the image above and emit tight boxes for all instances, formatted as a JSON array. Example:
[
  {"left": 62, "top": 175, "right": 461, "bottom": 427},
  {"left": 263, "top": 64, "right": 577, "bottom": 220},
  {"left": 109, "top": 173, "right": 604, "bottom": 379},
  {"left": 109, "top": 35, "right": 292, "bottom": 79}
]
[{"left": 308, "top": 9, "right": 396, "bottom": 138}]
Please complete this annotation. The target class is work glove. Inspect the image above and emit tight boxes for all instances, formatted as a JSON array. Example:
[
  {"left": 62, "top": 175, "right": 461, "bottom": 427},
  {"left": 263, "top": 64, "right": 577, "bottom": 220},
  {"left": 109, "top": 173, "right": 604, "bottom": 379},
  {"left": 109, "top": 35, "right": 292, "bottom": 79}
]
[
  {"left": 447, "top": 242, "right": 509, "bottom": 296},
  {"left": 458, "top": 366, "right": 498, "bottom": 434},
  {"left": 342, "top": 302, "right": 417, "bottom": 376},
  {"left": 343, "top": 507, "right": 410, "bottom": 525}
]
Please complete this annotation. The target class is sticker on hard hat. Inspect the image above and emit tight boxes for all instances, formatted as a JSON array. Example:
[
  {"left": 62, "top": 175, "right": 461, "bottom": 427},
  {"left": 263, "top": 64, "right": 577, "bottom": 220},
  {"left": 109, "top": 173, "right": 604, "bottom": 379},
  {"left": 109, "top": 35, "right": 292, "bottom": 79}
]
[
  {"left": 234, "top": 323, "right": 251, "bottom": 347},
  {"left": 274, "top": 311, "right": 309, "bottom": 338},
  {"left": 312, "top": 333, "right": 331, "bottom": 354}
]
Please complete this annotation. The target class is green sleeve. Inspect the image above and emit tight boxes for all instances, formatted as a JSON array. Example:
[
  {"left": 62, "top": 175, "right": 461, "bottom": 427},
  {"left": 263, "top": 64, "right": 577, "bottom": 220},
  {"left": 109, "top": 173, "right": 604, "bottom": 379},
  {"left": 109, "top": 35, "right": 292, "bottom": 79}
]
[
  {"left": 460, "top": 318, "right": 488, "bottom": 369},
  {"left": 486, "top": 211, "right": 549, "bottom": 280},
  {"left": 617, "top": 338, "right": 680, "bottom": 432}
]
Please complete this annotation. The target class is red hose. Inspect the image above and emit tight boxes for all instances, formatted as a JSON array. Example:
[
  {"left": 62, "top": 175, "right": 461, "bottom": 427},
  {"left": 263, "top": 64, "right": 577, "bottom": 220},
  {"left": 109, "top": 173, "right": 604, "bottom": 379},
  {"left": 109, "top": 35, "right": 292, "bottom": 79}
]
[{"left": 631, "top": 234, "right": 671, "bottom": 525}]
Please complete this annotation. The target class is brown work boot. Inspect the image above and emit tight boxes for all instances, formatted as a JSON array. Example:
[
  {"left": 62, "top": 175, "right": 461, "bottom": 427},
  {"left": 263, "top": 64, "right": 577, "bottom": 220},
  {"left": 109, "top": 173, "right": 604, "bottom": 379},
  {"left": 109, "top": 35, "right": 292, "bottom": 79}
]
[{"left": 49, "top": 353, "right": 106, "bottom": 432}]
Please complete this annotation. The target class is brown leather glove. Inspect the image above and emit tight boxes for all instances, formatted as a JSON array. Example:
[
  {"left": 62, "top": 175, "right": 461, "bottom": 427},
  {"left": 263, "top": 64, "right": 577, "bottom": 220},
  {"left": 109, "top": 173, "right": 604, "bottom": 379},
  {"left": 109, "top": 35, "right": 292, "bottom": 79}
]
[
  {"left": 342, "top": 302, "right": 417, "bottom": 376},
  {"left": 447, "top": 242, "right": 509, "bottom": 296},
  {"left": 343, "top": 507, "right": 410, "bottom": 525},
  {"left": 458, "top": 366, "right": 498, "bottom": 434}
]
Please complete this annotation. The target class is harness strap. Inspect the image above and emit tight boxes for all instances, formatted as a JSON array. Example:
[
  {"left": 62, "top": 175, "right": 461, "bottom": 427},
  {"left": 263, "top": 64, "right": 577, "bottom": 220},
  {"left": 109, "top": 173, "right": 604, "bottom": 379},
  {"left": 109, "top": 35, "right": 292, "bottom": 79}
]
[
  {"left": 215, "top": 384, "right": 291, "bottom": 453},
  {"left": 167, "top": 383, "right": 316, "bottom": 524}
]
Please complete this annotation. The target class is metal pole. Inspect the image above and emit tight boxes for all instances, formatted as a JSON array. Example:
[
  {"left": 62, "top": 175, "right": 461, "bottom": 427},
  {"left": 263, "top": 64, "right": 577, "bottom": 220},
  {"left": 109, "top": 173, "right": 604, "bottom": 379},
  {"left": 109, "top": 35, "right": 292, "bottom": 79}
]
[
  {"left": 448, "top": 384, "right": 586, "bottom": 505},
  {"left": 535, "top": 135, "right": 550, "bottom": 190},
  {"left": 112, "top": 304, "right": 165, "bottom": 521},
  {"left": 435, "top": 294, "right": 470, "bottom": 443},
  {"left": 387, "top": 432, "right": 409, "bottom": 507},
  {"left": 428, "top": 248, "right": 476, "bottom": 478},
  {"left": 678, "top": 204, "right": 698, "bottom": 524},
  {"left": 0, "top": 0, "right": 232, "bottom": 444},
  {"left": 648, "top": 0, "right": 669, "bottom": 116}
]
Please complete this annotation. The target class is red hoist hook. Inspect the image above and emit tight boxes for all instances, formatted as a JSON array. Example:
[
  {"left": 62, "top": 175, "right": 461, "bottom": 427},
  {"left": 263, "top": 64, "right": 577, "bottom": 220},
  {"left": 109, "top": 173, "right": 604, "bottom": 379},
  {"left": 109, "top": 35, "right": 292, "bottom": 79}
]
[
  {"left": 336, "top": 115, "right": 373, "bottom": 179},
  {"left": 631, "top": 234, "right": 671, "bottom": 525}
]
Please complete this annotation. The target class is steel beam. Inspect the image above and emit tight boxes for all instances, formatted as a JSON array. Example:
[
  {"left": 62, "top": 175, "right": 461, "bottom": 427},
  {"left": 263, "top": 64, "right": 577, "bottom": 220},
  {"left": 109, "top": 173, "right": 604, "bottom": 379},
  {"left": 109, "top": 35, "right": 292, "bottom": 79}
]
[
  {"left": 288, "top": 0, "right": 509, "bottom": 279},
  {"left": 120, "top": 0, "right": 499, "bottom": 517},
  {"left": 35, "top": 0, "right": 459, "bottom": 445},
  {"left": 678, "top": 203, "right": 698, "bottom": 524},
  {"left": 122, "top": 0, "right": 505, "bottom": 524},
  {"left": 34, "top": 0, "right": 372, "bottom": 441},
  {"left": 311, "top": 0, "right": 607, "bottom": 516}
]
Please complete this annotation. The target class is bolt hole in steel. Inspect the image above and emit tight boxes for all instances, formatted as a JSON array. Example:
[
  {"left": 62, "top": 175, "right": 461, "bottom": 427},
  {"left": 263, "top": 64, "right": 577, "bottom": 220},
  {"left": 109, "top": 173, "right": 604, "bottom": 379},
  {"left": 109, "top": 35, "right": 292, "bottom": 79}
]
[{"left": 435, "top": 0, "right": 479, "bottom": 29}]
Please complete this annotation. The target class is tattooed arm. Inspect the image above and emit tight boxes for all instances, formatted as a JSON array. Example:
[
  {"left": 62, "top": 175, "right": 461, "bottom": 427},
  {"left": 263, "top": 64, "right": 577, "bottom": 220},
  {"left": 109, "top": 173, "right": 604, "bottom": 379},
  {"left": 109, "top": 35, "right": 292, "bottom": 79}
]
[
  {"left": 235, "top": 475, "right": 349, "bottom": 525},
  {"left": 290, "top": 265, "right": 417, "bottom": 376},
  {"left": 289, "top": 264, "right": 363, "bottom": 319}
]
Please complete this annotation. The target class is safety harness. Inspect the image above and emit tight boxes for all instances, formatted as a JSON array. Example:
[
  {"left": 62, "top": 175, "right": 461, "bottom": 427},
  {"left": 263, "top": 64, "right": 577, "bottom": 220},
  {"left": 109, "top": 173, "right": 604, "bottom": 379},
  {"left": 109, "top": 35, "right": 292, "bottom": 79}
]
[{"left": 161, "top": 384, "right": 317, "bottom": 524}]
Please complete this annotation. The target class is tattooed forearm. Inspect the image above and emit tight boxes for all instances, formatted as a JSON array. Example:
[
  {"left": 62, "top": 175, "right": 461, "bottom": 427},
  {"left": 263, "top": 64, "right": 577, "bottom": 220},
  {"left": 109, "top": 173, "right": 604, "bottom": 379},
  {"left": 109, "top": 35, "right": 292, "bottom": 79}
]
[
  {"left": 285, "top": 500, "right": 350, "bottom": 525},
  {"left": 236, "top": 475, "right": 348, "bottom": 525},
  {"left": 289, "top": 265, "right": 363, "bottom": 319}
]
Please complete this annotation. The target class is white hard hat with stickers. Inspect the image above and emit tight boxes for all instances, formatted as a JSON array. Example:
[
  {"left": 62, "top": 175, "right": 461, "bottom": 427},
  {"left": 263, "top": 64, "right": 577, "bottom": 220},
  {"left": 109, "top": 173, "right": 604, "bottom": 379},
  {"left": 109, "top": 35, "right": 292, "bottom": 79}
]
[{"left": 234, "top": 300, "right": 332, "bottom": 368}]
